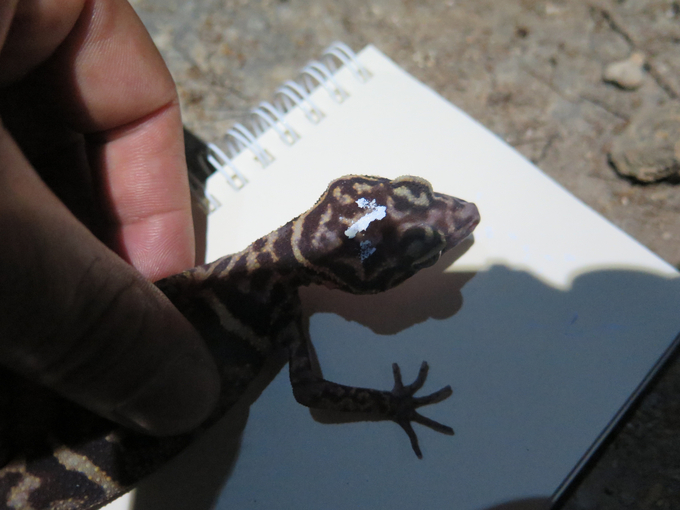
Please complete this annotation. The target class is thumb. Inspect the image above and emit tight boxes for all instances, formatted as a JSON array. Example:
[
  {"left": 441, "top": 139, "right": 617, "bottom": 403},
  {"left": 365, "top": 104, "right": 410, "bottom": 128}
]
[{"left": 0, "top": 129, "right": 220, "bottom": 436}]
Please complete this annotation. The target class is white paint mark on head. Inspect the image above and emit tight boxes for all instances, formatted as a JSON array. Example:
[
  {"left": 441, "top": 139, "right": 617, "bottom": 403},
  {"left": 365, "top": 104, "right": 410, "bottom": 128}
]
[
  {"left": 344, "top": 197, "right": 387, "bottom": 239},
  {"left": 360, "top": 240, "right": 377, "bottom": 261}
]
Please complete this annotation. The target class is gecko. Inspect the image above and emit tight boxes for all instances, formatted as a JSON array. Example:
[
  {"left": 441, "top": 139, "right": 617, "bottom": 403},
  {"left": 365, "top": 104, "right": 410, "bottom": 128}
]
[{"left": 0, "top": 175, "right": 480, "bottom": 510}]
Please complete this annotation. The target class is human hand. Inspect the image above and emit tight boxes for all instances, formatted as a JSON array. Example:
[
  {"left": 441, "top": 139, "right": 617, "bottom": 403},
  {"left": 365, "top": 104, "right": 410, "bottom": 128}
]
[{"left": 0, "top": 0, "right": 219, "bottom": 435}]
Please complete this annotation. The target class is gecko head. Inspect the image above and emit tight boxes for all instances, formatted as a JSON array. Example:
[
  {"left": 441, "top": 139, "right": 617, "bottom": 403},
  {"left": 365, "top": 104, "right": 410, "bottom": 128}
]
[{"left": 295, "top": 175, "right": 480, "bottom": 293}]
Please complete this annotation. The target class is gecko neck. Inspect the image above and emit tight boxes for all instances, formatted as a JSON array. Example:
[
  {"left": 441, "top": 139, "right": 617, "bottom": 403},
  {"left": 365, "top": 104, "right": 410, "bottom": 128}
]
[{"left": 197, "top": 221, "right": 307, "bottom": 290}]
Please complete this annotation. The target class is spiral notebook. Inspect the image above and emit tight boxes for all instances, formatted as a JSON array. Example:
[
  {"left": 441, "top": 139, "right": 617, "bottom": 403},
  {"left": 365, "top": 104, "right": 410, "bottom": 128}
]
[{"left": 109, "top": 43, "right": 680, "bottom": 510}]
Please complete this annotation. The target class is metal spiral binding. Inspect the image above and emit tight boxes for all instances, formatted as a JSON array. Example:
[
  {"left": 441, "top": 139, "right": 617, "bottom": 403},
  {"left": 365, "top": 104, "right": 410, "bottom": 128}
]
[
  {"left": 204, "top": 41, "right": 372, "bottom": 195},
  {"left": 300, "top": 62, "right": 349, "bottom": 104},
  {"left": 275, "top": 80, "right": 324, "bottom": 124},
  {"left": 250, "top": 102, "right": 300, "bottom": 145},
  {"left": 322, "top": 41, "right": 372, "bottom": 83}
]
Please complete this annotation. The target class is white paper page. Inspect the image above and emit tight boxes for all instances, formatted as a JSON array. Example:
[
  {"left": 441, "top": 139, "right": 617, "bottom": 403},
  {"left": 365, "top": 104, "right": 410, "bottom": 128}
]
[{"left": 117, "top": 46, "right": 680, "bottom": 510}]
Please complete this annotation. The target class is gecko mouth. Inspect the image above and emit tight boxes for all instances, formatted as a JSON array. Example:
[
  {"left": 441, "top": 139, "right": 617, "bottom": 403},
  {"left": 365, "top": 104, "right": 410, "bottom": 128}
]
[
  {"left": 459, "top": 214, "right": 480, "bottom": 240},
  {"left": 412, "top": 251, "right": 442, "bottom": 270},
  {"left": 445, "top": 201, "right": 480, "bottom": 249},
  {"left": 411, "top": 202, "right": 480, "bottom": 271}
]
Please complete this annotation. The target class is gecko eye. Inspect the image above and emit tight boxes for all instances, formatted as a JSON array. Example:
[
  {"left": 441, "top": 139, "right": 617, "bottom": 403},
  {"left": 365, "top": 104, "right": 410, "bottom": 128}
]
[{"left": 401, "top": 227, "right": 447, "bottom": 270}]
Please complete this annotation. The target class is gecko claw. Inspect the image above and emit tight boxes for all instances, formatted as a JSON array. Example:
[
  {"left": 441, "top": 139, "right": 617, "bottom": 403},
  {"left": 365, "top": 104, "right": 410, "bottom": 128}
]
[{"left": 390, "top": 362, "right": 454, "bottom": 458}]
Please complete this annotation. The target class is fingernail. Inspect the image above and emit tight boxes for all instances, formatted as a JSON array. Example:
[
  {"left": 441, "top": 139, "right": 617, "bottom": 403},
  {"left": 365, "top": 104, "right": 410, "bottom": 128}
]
[{"left": 113, "top": 352, "right": 220, "bottom": 436}]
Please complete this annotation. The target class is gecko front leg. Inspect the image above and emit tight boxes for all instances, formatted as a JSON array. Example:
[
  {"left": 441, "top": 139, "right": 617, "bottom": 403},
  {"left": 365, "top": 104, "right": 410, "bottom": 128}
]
[{"left": 288, "top": 334, "right": 454, "bottom": 458}]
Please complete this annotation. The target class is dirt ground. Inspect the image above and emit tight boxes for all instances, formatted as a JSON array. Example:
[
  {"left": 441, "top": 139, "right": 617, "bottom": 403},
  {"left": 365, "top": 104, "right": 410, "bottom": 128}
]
[{"left": 132, "top": 0, "right": 680, "bottom": 508}]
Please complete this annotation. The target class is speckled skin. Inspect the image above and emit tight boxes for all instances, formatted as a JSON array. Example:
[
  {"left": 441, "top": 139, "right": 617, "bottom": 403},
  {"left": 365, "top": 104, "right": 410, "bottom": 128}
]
[{"left": 0, "top": 175, "right": 479, "bottom": 510}]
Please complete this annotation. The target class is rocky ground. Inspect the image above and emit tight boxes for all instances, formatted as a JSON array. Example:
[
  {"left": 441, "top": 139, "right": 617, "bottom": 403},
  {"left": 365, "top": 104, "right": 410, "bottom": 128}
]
[{"left": 132, "top": 0, "right": 680, "bottom": 508}]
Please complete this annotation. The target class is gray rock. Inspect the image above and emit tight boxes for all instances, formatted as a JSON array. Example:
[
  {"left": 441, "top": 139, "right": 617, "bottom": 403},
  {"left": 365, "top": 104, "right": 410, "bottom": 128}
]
[
  {"left": 609, "top": 102, "right": 680, "bottom": 182},
  {"left": 603, "top": 52, "right": 646, "bottom": 91}
]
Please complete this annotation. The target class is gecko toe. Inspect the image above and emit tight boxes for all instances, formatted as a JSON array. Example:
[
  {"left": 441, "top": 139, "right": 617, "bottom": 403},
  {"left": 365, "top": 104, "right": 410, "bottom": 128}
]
[
  {"left": 396, "top": 419, "right": 423, "bottom": 459},
  {"left": 414, "top": 385, "right": 453, "bottom": 406},
  {"left": 389, "top": 363, "right": 454, "bottom": 457},
  {"left": 413, "top": 412, "right": 455, "bottom": 435}
]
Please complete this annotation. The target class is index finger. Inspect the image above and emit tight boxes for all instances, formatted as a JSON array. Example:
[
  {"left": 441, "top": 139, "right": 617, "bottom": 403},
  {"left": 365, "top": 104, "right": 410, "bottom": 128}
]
[{"left": 49, "top": 0, "right": 195, "bottom": 280}]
